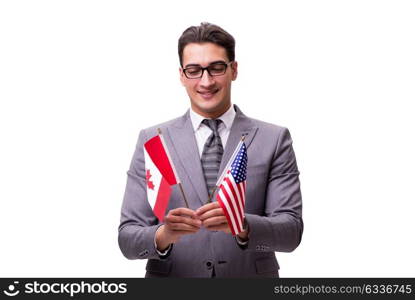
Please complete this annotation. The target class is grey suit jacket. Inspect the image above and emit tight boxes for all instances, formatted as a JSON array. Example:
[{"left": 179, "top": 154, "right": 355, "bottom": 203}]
[{"left": 118, "top": 105, "right": 303, "bottom": 277}]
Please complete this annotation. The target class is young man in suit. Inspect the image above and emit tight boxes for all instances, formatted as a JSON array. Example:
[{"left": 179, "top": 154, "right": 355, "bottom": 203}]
[{"left": 118, "top": 22, "right": 303, "bottom": 277}]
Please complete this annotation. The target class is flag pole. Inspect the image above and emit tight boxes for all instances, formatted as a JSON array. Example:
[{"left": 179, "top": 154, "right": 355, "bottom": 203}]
[
  {"left": 206, "top": 134, "right": 247, "bottom": 204},
  {"left": 157, "top": 128, "right": 189, "bottom": 208},
  {"left": 178, "top": 183, "right": 190, "bottom": 208}
]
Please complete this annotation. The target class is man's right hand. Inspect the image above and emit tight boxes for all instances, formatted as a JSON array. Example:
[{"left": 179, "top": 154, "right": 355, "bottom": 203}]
[{"left": 155, "top": 207, "right": 201, "bottom": 251}]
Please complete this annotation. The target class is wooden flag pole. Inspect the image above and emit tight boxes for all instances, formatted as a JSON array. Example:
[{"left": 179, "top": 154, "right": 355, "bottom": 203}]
[
  {"left": 206, "top": 134, "right": 247, "bottom": 204},
  {"left": 157, "top": 128, "right": 189, "bottom": 209},
  {"left": 178, "top": 183, "right": 190, "bottom": 208}
]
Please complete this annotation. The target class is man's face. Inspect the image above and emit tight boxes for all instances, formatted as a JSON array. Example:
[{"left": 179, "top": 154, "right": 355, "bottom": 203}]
[{"left": 180, "top": 42, "right": 238, "bottom": 118}]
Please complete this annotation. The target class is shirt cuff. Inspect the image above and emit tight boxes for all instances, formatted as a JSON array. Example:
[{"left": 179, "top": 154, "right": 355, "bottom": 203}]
[
  {"left": 235, "top": 218, "right": 250, "bottom": 246},
  {"left": 235, "top": 234, "right": 249, "bottom": 245}
]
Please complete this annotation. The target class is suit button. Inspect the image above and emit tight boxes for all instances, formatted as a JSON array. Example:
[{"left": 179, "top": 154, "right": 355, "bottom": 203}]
[{"left": 206, "top": 261, "right": 213, "bottom": 269}]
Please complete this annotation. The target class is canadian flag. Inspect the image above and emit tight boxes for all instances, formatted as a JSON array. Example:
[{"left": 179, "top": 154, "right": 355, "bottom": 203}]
[{"left": 144, "top": 133, "right": 179, "bottom": 221}]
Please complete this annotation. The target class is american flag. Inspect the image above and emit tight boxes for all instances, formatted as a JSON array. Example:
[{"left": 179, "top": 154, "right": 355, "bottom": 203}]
[{"left": 216, "top": 141, "right": 247, "bottom": 235}]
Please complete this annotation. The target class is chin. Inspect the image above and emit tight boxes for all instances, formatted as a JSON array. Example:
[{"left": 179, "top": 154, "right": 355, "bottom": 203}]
[{"left": 196, "top": 100, "right": 223, "bottom": 113}]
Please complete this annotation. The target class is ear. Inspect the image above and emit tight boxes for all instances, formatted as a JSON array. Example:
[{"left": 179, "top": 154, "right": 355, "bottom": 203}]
[
  {"left": 179, "top": 67, "right": 185, "bottom": 86},
  {"left": 231, "top": 61, "right": 238, "bottom": 81}
]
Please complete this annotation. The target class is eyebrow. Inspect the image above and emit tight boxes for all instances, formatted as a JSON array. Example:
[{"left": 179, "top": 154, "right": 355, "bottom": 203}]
[{"left": 184, "top": 60, "right": 227, "bottom": 68}]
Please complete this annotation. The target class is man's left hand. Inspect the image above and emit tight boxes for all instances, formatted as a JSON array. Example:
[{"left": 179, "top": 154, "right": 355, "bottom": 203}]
[{"left": 196, "top": 202, "right": 231, "bottom": 234}]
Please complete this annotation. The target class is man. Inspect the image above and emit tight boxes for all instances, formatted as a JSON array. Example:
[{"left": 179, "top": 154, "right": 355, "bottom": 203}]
[{"left": 118, "top": 22, "right": 303, "bottom": 277}]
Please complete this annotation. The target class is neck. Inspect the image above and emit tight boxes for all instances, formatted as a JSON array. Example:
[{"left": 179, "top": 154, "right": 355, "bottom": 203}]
[{"left": 192, "top": 102, "right": 232, "bottom": 119}]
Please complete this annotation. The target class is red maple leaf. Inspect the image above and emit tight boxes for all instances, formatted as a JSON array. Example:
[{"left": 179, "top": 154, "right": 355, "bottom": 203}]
[{"left": 146, "top": 169, "right": 155, "bottom": 190}]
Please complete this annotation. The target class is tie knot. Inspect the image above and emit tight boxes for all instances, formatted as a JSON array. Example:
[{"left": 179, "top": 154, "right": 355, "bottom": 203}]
[{"left": 202, "top": 119, "right": 222, "bottom": 135}]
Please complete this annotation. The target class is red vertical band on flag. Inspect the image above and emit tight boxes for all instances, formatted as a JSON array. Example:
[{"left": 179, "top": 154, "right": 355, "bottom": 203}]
[
  {"left": 144, "top": 135, "right": 178, "bottom": 185},
  {"left": 153, "top": 177, "right": 171, "bottom": 221}
]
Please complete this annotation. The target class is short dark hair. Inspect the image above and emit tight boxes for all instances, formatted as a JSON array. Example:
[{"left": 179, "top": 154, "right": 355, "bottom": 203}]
[{"left": 178, "top": 22, "right": 235, "bottom": 67}]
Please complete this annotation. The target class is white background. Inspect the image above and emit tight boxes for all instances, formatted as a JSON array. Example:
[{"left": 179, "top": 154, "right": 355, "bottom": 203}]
[{"left": 1, "top": 0, "right": 414, "bottom": 277}]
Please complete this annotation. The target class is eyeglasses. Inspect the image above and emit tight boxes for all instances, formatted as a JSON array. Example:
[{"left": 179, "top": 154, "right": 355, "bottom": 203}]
[{"left": 182, "top": 62, "right": 233, "bottom": 79}]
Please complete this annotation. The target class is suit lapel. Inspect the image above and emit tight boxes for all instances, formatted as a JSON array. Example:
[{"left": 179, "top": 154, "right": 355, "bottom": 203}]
[
  {"left": 165, "top": 111, "right": 209, "bottom": 206},
  {"left": 218, "top": 105, "right": 258, "bottom": 176}
]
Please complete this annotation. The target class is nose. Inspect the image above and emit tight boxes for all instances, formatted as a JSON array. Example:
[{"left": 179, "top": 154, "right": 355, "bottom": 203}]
[{"left": 199, "top": 69, "right": 215, "bottom": 88}]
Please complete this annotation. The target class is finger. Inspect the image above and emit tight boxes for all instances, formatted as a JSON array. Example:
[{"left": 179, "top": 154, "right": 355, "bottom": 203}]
[
  {"left": 196, "top": 202, "right": 220, "bottom": 216},
  {"left": 202, "top": 216, "right": 227, "bottom": 228},
  {"left": 165, "top": 215, "right": 202, "bottom": 228},
  {"left": 169, "top": 207, "right": 198, "bottom": 218},
  {"left": 198, "top": 208, "right": 224, "bottom": 221}
]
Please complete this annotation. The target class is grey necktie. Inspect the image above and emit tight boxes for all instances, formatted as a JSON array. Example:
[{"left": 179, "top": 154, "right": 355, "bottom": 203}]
[{"left": 201, "top": 119, "right": 224, "bottom": 198}]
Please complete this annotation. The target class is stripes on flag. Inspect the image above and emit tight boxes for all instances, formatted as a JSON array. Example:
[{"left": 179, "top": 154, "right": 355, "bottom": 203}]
[{"left": 216, "top": 141, "right": 247, "bottom": 235}]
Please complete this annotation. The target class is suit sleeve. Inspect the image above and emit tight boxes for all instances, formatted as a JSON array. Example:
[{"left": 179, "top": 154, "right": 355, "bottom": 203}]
[
  {"left": 244, "top": 127, "right": 304, "bottom": 252},
  {"left": 118, "top": 130, "right": 165, "bottom": 260}
]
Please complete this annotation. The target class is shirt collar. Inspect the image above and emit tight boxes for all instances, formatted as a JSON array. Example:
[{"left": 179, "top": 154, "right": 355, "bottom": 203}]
[{"left": 189, "top": 104, "right": 236, "bottom": 132}]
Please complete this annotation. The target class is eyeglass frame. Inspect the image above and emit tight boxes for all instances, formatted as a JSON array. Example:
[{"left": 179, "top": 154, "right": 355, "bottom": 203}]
[{"left": 181, "top": 61, "right": 234, "bottom": 79}]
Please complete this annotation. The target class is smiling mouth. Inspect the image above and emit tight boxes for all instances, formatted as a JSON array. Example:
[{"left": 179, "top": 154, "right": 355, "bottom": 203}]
[{"left": 197, "top": 89, "right": 219, "bottom": 98}]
